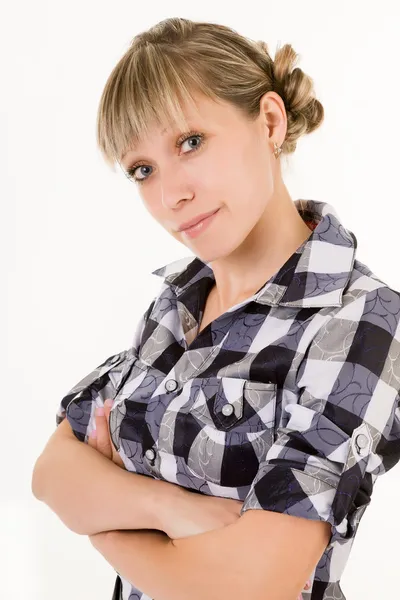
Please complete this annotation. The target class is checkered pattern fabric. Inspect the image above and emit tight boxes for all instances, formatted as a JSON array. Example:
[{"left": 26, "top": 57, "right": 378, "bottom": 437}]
[{"left": 56, "top": 199, "right": 400, "bottom": 600}]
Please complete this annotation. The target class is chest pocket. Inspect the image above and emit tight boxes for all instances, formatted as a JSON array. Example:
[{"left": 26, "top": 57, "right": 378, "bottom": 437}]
[{"left": 184, "top": 377, "right": 277, "bottom": 487}]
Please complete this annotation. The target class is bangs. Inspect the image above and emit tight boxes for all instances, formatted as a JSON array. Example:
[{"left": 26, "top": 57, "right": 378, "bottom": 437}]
[{"left": 97, "top": 44, "right": 218, "bottom": 169}]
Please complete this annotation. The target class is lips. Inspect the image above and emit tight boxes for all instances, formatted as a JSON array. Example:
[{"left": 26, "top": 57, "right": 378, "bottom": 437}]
[{"left": 178, "top": 209, "right": 219, "bottom": 232}]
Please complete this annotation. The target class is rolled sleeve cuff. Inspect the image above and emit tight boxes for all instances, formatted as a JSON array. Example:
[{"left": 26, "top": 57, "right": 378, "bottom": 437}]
[
  {"left": 55, "top": 348, "right": 134, "bottom": 441},
  {"left": 240, "top": 422, "right": 375, "bottom": 545}
]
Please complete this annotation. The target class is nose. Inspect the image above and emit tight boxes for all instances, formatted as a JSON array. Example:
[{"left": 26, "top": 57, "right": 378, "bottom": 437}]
[{"left": 158, "top": 162, "right": 194, "bottom": 209}]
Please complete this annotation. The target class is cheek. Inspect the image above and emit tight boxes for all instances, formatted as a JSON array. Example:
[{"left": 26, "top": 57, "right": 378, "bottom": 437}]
[
  {"left": 226, "top": 169, "right": 274, "bottom": 235},
  {"left": 219, "top": 143, "right": 268, "bottom": 193}
]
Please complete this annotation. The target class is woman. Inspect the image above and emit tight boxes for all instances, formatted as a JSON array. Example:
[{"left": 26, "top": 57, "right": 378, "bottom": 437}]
[{"left": 32, "top": 17, "right": 400, "bottom": 600}]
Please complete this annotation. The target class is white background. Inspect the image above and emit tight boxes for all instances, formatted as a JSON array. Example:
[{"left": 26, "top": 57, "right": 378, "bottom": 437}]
[{"left": 3, "top": 1, "right": 400, "bottom": 598}]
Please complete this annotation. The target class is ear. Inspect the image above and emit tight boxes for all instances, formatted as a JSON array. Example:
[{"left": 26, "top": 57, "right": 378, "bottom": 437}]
[{"left": 259, "top": 91, "right": 287, "bottom": 144}]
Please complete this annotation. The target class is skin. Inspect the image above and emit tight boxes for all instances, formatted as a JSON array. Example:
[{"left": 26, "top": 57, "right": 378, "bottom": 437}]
[{"left": 120, "top": 89, "right": 313, "bottom": 312}]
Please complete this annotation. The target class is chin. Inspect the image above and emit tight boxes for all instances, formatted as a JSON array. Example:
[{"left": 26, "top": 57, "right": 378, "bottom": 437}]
[{"left": 188, "top": 239, "right": 242, "bottom": 263}]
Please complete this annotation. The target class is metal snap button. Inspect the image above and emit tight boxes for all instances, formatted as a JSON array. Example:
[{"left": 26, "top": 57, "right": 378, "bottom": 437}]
[
  {"left": 356, "top": 434, "right": 368, "bottom": 450},
  {"left": 145, "top": 449, "right": 156, "bottom": 461},
  {"left": 221, "top": 403, "right": 234, "bottom": 416},
  {"left": 165, "top": 379, "right": 178, "bottom": 392}
]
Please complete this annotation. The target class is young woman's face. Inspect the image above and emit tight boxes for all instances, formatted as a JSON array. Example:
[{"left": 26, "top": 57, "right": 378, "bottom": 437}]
[{"left": 120, "top": 91, "right": 283, "bottom": 263}]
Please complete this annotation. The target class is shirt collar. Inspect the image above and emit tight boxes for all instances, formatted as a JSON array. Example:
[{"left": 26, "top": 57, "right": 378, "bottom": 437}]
[{"left": 151, "top": 199, "right": 357, "bottom": 308}]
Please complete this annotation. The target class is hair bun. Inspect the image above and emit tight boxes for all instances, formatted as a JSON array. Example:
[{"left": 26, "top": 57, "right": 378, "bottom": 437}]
[{"left": 271, "top": 43, "right": 324, "bottom": 153}]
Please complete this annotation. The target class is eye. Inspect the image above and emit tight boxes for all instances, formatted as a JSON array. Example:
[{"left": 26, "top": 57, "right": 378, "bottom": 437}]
[{"left": 125, "top": 132, "right": 205, "bottom": 185}]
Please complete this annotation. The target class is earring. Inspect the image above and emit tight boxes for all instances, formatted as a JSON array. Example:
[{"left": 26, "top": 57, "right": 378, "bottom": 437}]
[{"left": 273, "top": 142, "right": 282, "bottom": 159}]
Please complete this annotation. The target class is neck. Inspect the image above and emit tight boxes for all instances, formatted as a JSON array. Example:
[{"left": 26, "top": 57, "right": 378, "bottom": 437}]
[{"left": 208, "top": 187, "right": 313, "bottom": 312}]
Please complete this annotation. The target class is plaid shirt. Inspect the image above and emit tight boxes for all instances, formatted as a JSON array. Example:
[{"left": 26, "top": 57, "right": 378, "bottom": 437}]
[{"left": 56, "top": 199, "right": 400, "bottom": 600}]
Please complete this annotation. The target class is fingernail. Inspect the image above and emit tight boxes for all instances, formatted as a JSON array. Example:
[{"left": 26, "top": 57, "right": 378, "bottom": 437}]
[
  {"left": 105, "top": 398, "right": 114, "bottom": 408},
  {"left": 90, "top": 429, "right": 97, "bottom": 438},
  {"left": 95, "top": 406, "right": 104, "bottom": 416}
]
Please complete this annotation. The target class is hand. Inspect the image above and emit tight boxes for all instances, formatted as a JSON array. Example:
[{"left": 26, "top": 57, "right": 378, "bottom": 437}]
[{"left": 88, "top": 399, "right": 125, "bottom": 468}]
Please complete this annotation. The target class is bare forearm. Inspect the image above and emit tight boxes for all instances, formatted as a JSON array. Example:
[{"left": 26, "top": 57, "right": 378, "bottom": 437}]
[
  {"left": 32, "top": 437, "right": 184, "bottom": 536},
  {"left": 90, "top": 528, "right": 242, "bottom": 600},
  {"left": 90, "top": 530, "right": 177, "bottom": 599}
]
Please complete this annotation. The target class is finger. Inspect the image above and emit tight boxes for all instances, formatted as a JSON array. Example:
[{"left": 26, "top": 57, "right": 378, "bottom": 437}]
[
  {"left": 95, "top": 406, "right": 112, "bottom": 459},
  {"left": 104, "top": 399, "right": 125, "bottom": 468},
  {"left": 103, "top": 400, "right": 117, "bottom": 451},
  {"left": 104, "top": 399, "right": 113, "bottom": 425},
  {"left": 88, "top": 428, "right": 97, "bottom": 449},
  {"left": 103, "top": 401, "right": 115, "bottom": 443},
  {"left": 103, "top": 400, "right": 114, "bottom": 448}
]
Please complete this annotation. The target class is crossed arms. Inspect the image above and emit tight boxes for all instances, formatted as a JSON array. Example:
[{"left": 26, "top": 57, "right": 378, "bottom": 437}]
[{"left": 32, "top": 419, "right": 329, "bottom": 600}]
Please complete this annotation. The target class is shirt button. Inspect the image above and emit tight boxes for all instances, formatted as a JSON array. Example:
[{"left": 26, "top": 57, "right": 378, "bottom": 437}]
[
  {"left": 222, "top": 403, "right": 234, "bottom": 416},
  {"left": 356, "top": 434, "right": 368, "bottom": 450},
  {"left": 145, "top": 449, "right": 156, "bottom": 461},
  {"left": 165, "top": 379, "right": 178, "bottom": 392}
]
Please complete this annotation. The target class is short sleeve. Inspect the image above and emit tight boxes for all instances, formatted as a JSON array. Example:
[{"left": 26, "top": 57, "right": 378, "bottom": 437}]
[
  {"left": 240, "top": 287, "right": 400, "bottom": 545},
  {"left": 55, "top": 298, "right": 156, "bottom": 442}
]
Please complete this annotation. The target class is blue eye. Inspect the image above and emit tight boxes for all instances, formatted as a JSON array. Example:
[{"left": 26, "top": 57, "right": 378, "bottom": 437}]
[
  {"left": 127, "top": 164, "right": 152, "bottom": 183},
  {"left": 125, "top": 132, "right": 205, "bottom": 184}
]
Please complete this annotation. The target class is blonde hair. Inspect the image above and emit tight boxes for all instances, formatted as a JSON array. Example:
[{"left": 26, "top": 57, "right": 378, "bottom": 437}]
[{"left": 96, "top": 17, "right": 324, "bottom": 171}]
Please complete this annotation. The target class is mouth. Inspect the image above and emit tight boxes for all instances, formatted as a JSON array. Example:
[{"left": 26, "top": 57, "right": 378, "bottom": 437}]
[
  {"left": 177, "top": 209, "right": 220, "bottom": 232},
  {"left": 180, "top": 208, "right": 221, "bottom": 239}
]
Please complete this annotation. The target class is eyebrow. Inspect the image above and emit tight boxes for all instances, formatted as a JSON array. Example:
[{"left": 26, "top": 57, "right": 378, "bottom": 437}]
[
  {"left": 121, "top": 124, "right": 190, "bottom": 165},
  {"left": 122, "top": 127, "right": 169, "bottom": 160}
]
